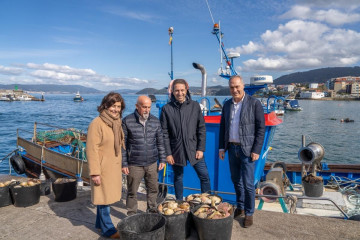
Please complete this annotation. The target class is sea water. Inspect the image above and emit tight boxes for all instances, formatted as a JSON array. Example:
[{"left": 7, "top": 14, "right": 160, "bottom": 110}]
[{"left": 0, "top": 94, "right": 359, "bottom": 175}]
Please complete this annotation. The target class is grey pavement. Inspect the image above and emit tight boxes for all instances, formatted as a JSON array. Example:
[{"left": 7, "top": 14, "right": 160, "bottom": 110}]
[{"left": 1, "top": 175, "right": 360, "bottom": 240}]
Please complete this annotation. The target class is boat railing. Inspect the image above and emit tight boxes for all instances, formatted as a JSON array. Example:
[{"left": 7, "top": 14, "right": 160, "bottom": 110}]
[
  {"left": 197, "top": 97, "right": 211, "bottom": 116},
  {"left": 266, "top": 95, "right": 286, "bottom": 113}
]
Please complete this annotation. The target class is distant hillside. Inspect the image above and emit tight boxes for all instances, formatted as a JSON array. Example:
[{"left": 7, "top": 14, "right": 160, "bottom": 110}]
[
  {"left": 0, "top": 84, "right": 102, "bottom": 94},
  {"left": 275, "top": 66, "right": 360, "bottom": 85},
  {"left": 136, "top": 88, "right": 158, "bottom": 94},
  {"left": 114, "top": 89, "right": 138, "bottom": 94},
  {"left": 136, "top": 85, "right": 229, "bottom": 96}
]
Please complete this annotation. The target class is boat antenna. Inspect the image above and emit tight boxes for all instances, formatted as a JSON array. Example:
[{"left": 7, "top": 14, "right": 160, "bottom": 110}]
[
  {"left": 205, "top": 0, "right": 215, "bottom": 24},
  {"left": 168, "top": 27, "right": 174, "bottom": 80}
]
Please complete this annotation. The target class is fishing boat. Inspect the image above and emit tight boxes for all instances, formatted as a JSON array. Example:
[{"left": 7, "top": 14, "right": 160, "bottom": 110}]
[
  {"left": 283, "top": 99, "right": 302, "bottom": 111},
  {"left": 73, "top": 91, "right": 84, "bottom": 102},
  {"left": 16, "top": 95, "right": 32, "bottom": 101},
  {"left": 10, "top": 122, "right": 89, "bottom": 184},
  {"left": 0, "top": 94, "right": 15, "bottom": 101},
  {"left": 155, "top": 23, "right": 360, "bottom": 220},
  {"left": 156, "top": 24, "right": 283, "bottom": 202}
]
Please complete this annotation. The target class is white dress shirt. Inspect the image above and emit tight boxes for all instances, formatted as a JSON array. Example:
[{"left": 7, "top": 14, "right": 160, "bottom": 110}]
[{"left": 229, "top": 94, "right": 245, "bottom": 143}]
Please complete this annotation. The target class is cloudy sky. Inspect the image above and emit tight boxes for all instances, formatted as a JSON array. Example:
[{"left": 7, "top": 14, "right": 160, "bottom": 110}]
[{"left": 0, "top": 0, "right": 359, "bottom": 90}]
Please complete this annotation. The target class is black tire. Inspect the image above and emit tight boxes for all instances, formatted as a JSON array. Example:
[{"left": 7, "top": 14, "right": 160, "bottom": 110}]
[
  {"left": 10, "top": 154, "right": 26, "bottom": 174},
  {"left": 271, "top": 161, "right": 287, "bottom": 173}
]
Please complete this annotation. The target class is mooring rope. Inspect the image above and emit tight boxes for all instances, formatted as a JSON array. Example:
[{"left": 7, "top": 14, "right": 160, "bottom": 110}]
[{"left": 326, "top": 175, "right": 360, "bottom": 217}]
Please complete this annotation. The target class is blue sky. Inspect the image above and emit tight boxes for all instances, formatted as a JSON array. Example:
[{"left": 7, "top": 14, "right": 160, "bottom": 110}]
[{"left": 1, "top": 0, "right": 360, "bottom": 91}]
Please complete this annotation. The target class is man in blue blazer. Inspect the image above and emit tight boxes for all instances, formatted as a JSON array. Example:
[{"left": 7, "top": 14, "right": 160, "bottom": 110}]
[{"left": 219, "top": 75, "right": 265, "bottom": 227}]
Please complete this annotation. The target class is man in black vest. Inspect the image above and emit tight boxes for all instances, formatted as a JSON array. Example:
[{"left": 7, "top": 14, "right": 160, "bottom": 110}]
[
  {"left": 219, "top": 75, "right": 265, "bottom": 227},
  {"left": 122, "top": 96, "right": 166, "bottom": 215}
]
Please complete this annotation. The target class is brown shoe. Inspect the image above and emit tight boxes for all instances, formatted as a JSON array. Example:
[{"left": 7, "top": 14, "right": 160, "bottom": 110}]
[
  {"left": 109, "top": 231, "right": 120, "bottom": 239},
  {"left": 244, "top": 215, "right": 253, "bottom": 228},
  {"left": 234, "top": 208, "right": 245, "bottom": 218}
]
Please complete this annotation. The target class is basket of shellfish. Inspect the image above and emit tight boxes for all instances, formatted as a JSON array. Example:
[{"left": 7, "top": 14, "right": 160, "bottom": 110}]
[
  {"left": 52, "top": 178, "right": 77, "bottom": 202},
  {"left": 191, "top": 202, "right": 234, "bottom": 240},
  {"left": 157, "top": 199, "right": 192, "bottom": 240},
  {"left": 185, "top": 193, "right": 222, "bottom": 207},
  {"left": 0, "top": 179, "right": 19, "bottom": 207},
  {"left": 10, "top": 178, "right": 41, "bottom": 207}
]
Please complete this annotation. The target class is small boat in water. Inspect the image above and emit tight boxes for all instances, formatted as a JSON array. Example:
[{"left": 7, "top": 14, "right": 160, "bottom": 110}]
[
  {"left": 283, "top": 99, "right": 302, "bottom": 111},
  {"left": 16, "top": 95, "right": 32, "bottom": 101},
  {"left": 148, "top": 94, "right": 156, "bottom": 102},
  {"left": 0, "top": 94, "right": 15, "bottom": 101},
  {"left": 73, "top": 91, "right": 84, "bottom": 102}
]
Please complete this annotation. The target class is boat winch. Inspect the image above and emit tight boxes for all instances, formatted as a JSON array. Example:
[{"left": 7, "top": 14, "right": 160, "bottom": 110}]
[
  {"left": 298, "top": 136, "right": 325, "bottom": 197},
  {"left": 259, "top": 167, "right": 285, "bottom": 203}
]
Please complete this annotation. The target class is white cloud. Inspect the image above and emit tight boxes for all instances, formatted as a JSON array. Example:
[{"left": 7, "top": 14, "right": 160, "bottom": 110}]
[
  {"left": 26, "top": 63, "right": 96, "bottom": 76},
  {"left": 0, "top": 65, "right": 23, "bottom": 75},
  {"left": 228, "top": 19, "right": 360, "bottom": 72},
  {"left": 281, "top": 5, "right": 360, "bottom": 26},
  {"left": 102, "top": 7, "right": 160, "bottom": 23},
  {"left": 299, "top": 0, "right": 360, "bottom": 9},
  {"left": 228, "top": 41, "right": 262, "bottom": 55},
  {"left": 0, "top": 62, "right": 149, "bottom": 90}
]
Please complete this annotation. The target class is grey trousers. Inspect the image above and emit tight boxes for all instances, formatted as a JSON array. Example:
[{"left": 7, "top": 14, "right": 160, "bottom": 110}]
[{"left": 126, "top": 162, "right": 158, "bottom": 215}]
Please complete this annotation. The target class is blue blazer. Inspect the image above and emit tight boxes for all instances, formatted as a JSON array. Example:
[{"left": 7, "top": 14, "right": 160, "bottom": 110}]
[{"left": 219, "top": 94, "right": 265, "bottom": 157}]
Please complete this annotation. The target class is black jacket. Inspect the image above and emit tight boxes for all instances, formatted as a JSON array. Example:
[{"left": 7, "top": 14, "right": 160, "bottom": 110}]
[
  {"left": 160, "top": 92, "right": 206, "bottom": 166},
  {"left": 122, "top": 110, "right": 166, "bottom": 167},
  {"left": 219, "top": 94, "right": 265, "bottom": 156}
]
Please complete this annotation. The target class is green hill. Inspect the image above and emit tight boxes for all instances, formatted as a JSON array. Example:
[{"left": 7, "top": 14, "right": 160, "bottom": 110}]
[{"left": 274, "top": 66, "right": 360, "bottom": 85}]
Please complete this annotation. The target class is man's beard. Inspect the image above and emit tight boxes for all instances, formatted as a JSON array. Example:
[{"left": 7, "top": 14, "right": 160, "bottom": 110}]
[{"left": 142, "top": 113, "right": 149, "bottom": 120}]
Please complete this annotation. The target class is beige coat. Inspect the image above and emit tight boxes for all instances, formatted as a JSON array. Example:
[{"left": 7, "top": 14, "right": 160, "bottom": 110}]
[{"left": 86, "top": 117, "right": 122, "bottom": 205}]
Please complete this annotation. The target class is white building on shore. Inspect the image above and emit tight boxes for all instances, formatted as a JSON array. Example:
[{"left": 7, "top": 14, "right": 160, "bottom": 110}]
[
  {"left": 309, "top": 83, "right": 318, "bottom": 89},
  {"left": 300, "top": 91, "right": 324, "bottom": 99}
]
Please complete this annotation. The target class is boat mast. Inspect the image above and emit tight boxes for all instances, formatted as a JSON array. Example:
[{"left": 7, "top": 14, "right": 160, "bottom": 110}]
[
  {"left": 212, "top": 23, "right": 238, "bottom": 79},
  {"left": 168, "top": 27, "right": 174, "bottom": 80}
]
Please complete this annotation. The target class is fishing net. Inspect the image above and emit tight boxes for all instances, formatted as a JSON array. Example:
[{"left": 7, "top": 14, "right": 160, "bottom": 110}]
[
  {"left": 36, "top": 128, "right": 83, "bottom": 144},
  {"left": 36, "top": 129, "right": 87, "bottom": 161}
]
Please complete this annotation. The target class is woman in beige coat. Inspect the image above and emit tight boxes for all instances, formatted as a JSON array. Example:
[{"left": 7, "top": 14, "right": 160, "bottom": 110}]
[{"left": 86, "top": 92, "right": 125, "bottom": 239}]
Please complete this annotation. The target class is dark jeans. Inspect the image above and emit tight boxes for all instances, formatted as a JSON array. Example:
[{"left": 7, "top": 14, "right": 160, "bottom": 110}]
[
  {"left": 95, "top": 205, "right": 117, "bottom": 237},
  {"left": 228, "top": 145, "right": 255, "bottom": 216},
  {"left": 172, "top": 159, "right": 211, "bottom": 200},
  {"left": 126, "top": 162, "right": 158, "bottom": 215}
]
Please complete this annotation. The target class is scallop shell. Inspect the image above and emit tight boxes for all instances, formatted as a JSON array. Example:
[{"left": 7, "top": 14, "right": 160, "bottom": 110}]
[
  {"left": 210, "top": 196, "right": 221, "bottom": 204},
  {"left": 20, "top": 182, "right": 28, "bottom": 187},
  {"left": 164, "top": 208, "right": 174, "bottom": 215},
  {"left": 167, "top": 201, "right": 178, "bottom": 209},
  {"left": 198, "top": 212, "right": 208, "bottom": 218}
]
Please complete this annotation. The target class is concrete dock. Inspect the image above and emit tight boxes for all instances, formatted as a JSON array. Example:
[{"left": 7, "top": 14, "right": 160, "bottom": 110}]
[{"left": 1, "top": 175, "right": 360, "bottom": 240}]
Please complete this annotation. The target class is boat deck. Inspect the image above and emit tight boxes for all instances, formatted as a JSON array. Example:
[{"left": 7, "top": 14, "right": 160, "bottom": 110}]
[{"left": 1, "top": 175, "right": 359, "bottom": 240}]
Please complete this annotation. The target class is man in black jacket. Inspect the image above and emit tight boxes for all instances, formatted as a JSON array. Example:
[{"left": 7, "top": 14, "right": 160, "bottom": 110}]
[
  {"left": 219, "top": 75, "right": 265, "bottom": 227},
  {"left": 122, "top": 96, "right": 166, "bottom": 215},
  {"left": 160, "top": 79, "right": 211, "bottom": 200}
]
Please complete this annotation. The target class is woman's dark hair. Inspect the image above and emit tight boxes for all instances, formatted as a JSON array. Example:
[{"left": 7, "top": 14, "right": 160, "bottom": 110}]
[{"left": 97, "top": 92, "right": 126, "bottom": 117}]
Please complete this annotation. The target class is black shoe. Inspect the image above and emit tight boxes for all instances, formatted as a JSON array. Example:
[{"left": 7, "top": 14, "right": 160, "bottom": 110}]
[
  {"left": 244, "top": 215, "right": 253, "bottom": 228},
  {"left": 127, "top": 211, "right": 136, "bottom": 216},
  {"left": 234, "top": 208, "right": 245, "bottom": 218},
  {"left": 147, "top": 208, "right": 158, "bottom": 214}
]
